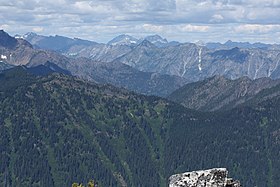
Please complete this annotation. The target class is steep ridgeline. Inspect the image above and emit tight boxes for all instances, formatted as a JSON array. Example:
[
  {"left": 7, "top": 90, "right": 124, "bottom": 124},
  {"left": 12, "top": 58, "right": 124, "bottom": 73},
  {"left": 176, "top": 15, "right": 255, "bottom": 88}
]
[
  {"left": 169, "top": 168, "right": 241, "bottom": 187},
  {"left": 0, "top": 30, "right": 72, "bottom": 67},
  {"left": 0, "top": 30, "right": 188, "bottom": 97},
  {"left": 117, "top": 43, "right": 280, "bottom": 81},
  {"left": 168, "top": 75, "right": 280, "bottom": 111},
  {"left": 0, "top": 30, "right": 37, "bottom": 66},
  {"left": 1, "top": 67, "right": 280, "bottom": 186}
]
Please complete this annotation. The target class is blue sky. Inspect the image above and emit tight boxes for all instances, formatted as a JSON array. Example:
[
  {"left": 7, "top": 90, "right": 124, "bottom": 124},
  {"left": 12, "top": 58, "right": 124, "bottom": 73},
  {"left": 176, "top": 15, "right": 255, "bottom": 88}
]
[{"left": 1, "top": 0, "right": 280, "bottom": 43}]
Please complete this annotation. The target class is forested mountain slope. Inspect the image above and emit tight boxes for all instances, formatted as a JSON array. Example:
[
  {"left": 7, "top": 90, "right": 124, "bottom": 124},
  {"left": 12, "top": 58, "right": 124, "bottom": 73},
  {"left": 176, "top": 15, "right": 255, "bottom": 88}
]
[{"left": 0, "top": 67, "right": 280, "bottom": 186}]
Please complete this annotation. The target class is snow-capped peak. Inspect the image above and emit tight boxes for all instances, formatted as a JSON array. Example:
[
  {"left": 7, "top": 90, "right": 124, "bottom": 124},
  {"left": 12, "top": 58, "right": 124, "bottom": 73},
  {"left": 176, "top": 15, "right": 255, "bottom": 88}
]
[{"left": 107, "top": 34, "right": 138, "bottom": 46}]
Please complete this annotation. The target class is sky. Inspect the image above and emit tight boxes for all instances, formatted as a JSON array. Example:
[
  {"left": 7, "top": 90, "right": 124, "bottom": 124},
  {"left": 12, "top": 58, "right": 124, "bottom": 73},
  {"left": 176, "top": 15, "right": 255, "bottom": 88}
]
[{"left": 1, "top": 0, "right": 280, "bottom": 43}]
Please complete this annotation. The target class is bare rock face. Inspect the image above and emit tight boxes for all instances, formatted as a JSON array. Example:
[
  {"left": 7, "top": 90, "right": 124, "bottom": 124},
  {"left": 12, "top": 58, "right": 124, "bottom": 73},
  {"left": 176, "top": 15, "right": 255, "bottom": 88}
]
[{"left": 169, "top": 168, "right": 241, "bottom": 187}]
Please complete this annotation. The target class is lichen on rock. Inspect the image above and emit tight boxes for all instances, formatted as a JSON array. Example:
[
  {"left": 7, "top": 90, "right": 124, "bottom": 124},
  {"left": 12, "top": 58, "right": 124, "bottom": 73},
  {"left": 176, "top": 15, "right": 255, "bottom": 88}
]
[{"left": 169, "top": 168, "right": 241, "bottom": 187}]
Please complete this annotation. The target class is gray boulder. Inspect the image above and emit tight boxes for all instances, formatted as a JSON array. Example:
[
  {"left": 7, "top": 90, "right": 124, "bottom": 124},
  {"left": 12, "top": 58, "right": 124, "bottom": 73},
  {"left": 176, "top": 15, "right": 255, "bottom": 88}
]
[{"left": 169, "top": 168, "right": 241, "bottom": 187}]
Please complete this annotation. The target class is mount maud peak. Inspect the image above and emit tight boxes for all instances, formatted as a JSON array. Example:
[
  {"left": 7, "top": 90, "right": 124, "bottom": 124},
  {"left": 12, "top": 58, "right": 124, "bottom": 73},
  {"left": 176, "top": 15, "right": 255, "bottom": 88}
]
[
  {"left": 169, "top": 168, "right": 241, "bottom": 187},
  {"left": 144, "top": 35, "right": 168, "bottom": 44},
  {"left": 139, "top": 35, "right": 170, "bottom": 47},
  {"left": 0, "top": 30, "right": 18, "bottom": 49}
]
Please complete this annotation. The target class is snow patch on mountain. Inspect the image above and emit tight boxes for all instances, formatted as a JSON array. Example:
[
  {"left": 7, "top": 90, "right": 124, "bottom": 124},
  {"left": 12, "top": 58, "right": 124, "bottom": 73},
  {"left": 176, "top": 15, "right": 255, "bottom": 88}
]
[
  {"left": 1, "top": 55, "right": 7, "bottom": 60},
  {"left": 198, "top": 48, "right": 202, "bottom": 71}
]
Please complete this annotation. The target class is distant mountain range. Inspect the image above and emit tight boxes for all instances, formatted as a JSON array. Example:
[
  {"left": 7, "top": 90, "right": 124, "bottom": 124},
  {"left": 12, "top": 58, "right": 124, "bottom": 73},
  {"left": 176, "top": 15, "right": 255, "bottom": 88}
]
[
  {"left": 117, "top": 43, "right": 280, "bottom": 81},
  {"left": 206, "top": 40, "right": 279, "bottom": 50},
  {"left": 19, "top": 32, "right": 280, "bottom": 50},
  {"left": 1, "top": 30, "right": 188, "bottom": 97},
  {"left": 19, "top": 32, "right": 176, "bottom": 51},
  {"left": 2, "top": 29, "right": 280, "bottom": 98},
  {"left": 16, "top": 31, "right": 280, "bottom": 83}
]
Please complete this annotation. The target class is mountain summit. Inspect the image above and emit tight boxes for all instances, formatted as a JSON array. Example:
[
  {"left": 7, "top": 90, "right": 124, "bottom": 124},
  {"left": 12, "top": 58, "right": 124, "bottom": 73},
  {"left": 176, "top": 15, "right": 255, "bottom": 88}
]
[
  {"left": 142, "top": 35, "right": 169, "bottom": 47},
  {"left": 107, "top": 34, "right": 138, "bottom": 46},
  {"left": 144, "top": 35, "right": 168, "bottom": 43}
]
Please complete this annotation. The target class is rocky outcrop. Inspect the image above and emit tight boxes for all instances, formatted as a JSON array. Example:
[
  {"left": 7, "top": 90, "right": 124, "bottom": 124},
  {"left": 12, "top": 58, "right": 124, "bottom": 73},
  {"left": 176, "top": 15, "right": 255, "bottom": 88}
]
[{"left": 169, "top": 168, "right": 241, "bottom": 187}]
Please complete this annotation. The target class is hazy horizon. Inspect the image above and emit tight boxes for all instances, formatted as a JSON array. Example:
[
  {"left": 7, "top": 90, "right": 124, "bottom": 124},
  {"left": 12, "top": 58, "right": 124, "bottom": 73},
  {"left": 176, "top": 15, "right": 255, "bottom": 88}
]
[{"left": 5, "top": 30, "right": 279, "bottom": 45}]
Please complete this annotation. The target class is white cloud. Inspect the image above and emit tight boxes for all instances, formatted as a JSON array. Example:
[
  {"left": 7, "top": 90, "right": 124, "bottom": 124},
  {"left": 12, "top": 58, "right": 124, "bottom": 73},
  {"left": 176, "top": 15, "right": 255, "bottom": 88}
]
[
  {"left": 210, "top": 14, "right": 224, "bottom": 23},
  {"left": 180, "top": 24, "right": 210, "bottom": 32},
  {"left": 0, "top": 24, "right": 10, "bottom": 30},
  {"left": 32, "top": 27, "right": 44, "bottom": 32},
  {"left": 234, "top": 24, "right": 280, "bottom": 33},
  {"left": 143, "top": 24, "right": 164, "bottom": 32},
  {"left": 0, "top": 0, "right": 280, "bottom": 43}
]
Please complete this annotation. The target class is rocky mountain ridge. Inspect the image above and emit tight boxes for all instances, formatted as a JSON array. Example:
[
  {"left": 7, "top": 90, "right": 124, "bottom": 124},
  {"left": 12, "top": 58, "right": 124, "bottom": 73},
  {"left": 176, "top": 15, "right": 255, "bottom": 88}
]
[
  {"left": 117, "top": 44, "right": 280, "bottom": 81},
  {"left": 168, "top": 75, "right": 280, "bottom": 111}
]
